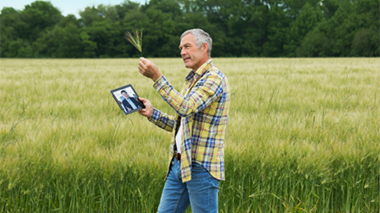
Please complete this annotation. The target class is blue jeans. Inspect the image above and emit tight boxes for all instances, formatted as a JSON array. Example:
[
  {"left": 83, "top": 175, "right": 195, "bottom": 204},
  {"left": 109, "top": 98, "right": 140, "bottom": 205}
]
[{"left": 157, "top": 158, "right": 220, "bottom": 213}]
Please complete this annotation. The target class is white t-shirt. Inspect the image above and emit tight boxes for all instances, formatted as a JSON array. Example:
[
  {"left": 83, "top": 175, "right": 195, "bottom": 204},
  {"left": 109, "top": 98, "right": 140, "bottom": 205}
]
[
  {"left": 175, "top": 88, "right": 190, "bottom": 154},
  {"left": 175, "top": 121, "right": 184, "bottom": 153}
]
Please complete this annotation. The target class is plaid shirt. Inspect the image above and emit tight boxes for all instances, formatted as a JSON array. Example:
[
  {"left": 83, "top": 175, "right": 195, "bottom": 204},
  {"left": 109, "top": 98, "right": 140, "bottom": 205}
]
[{"left": 148, "top": 59, "right": 230, "bottom": 182}]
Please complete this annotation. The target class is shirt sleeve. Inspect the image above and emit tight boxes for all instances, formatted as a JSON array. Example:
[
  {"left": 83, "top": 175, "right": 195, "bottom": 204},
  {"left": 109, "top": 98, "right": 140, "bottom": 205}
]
[
  {"left": 148, "top": 108, "right": 175, "bottom": 132},
  {"left": 153, "top": 72, "right": 224, "bottom": 118}
]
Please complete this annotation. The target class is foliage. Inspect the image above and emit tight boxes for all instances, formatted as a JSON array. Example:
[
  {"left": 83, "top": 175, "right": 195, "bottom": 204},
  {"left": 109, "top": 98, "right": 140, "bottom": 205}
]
[{"left": 0, "top": 0, "right": 378, "bottom": 57}]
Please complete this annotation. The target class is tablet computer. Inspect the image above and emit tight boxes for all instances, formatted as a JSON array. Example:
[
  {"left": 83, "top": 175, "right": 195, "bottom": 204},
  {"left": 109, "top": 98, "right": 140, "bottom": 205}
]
[{"left": 110, "top": 84, "right": 145, "bottom": 115}]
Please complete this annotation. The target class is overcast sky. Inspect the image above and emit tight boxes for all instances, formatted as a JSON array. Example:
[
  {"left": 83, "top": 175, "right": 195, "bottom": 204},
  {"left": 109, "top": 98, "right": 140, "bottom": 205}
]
[{"left": 0, "top": 0, "right": 148, "bottom": 17}]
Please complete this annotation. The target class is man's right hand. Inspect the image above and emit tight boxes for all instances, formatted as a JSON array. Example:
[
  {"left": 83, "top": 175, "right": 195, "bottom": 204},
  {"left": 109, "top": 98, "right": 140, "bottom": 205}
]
[
  {"left": 138, "top": 97, "right": 153, "bottom": 118},
  {"left": 138, "top": 58, "right": 162, "bottom": 82}
]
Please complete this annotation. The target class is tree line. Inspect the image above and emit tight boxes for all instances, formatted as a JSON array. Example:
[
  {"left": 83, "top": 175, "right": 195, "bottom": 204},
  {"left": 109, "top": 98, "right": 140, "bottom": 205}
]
[{"left": 1, "top": 0, "right": 378, "bottom": 58}]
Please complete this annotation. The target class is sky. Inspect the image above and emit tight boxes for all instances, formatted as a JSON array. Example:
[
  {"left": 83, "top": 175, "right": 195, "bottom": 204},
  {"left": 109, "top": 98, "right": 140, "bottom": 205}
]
[{"left": 0, "top": 0, "right": 149, "bottom": 17}]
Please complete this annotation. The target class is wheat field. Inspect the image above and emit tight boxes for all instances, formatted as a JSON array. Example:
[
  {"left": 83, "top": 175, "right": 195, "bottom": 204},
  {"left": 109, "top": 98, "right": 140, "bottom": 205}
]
[{"left": 0, "top": 58, "right": 379, "bottom": 212}]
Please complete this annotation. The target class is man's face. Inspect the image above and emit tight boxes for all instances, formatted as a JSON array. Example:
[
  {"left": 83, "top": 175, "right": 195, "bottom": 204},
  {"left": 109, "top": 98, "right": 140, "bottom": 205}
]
[
  {"left": 179, "top": 33, "right": 208, "bottom": 71},
  {"left": 122, "top": 92, "right": 129, "bottom": 99}
]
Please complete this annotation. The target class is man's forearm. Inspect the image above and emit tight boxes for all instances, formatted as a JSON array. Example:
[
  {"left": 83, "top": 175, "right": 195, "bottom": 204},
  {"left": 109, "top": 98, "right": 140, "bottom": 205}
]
[
  {"left": 153, "top": 73, "right": 224, "bottom": 118},
  {"left": 148, "top": 108, "right": 175, "bottom": 132}
]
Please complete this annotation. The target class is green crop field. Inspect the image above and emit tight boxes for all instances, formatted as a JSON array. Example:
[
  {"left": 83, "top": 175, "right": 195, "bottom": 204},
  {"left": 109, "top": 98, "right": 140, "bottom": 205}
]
[{"left": 1, "top": 58, "right": 379, "bottom": 212}]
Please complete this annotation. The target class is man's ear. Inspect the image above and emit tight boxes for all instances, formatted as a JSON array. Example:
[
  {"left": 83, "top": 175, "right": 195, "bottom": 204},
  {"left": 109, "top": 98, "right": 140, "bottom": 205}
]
[{"left": 202, "top": 43, "right": 209, "bottom": 55}]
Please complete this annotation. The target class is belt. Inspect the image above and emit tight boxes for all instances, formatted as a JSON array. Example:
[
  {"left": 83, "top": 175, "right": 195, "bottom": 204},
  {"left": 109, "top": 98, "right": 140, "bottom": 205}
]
[{"left": 174, "top": 151, "right": 181, "bottom": 161}]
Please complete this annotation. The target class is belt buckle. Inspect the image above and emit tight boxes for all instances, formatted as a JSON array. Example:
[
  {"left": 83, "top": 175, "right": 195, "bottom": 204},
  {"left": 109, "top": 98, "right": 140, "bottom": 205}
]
[{"left": 174, "top": 151, "right": 181, "bottom": 161}]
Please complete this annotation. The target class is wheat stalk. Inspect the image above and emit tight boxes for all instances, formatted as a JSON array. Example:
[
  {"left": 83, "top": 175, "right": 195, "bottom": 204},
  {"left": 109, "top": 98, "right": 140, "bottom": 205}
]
[{"left": 125, "top": 29, "right": 143, "bottom": 54}]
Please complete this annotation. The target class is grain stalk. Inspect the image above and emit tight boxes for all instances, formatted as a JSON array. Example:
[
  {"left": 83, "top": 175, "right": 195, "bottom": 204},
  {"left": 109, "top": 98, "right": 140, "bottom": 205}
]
[{"left": 125, "top": 29, "right": 143, "bottom": 56}]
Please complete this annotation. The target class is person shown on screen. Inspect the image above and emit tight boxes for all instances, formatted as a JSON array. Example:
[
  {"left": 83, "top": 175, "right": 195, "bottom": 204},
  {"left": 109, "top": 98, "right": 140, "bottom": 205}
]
[
  {"left": 136, "top": 29, "right": 230, "bottom": 212},
  {"left": 119, "top": 90, "right": 140, "bottom": 112}
]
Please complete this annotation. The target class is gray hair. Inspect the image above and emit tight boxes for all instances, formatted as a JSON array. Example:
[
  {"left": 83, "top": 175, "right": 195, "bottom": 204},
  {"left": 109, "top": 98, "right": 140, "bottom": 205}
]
[{"left": 181, "top": 29, "right": 212, "bottom": 57}]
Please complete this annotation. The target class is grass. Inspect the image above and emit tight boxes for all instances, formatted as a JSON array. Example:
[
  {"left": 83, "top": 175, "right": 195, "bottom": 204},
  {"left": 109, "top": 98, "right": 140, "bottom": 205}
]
[{"left": 0, "top": 58, "right": 379, "bottom": 212}]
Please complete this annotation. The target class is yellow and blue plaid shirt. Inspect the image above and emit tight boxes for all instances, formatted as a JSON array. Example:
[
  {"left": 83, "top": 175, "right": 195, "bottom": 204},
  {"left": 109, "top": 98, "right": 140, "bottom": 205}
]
[{"left": 148, "top": 59, "right": 230, "bottom": 182}]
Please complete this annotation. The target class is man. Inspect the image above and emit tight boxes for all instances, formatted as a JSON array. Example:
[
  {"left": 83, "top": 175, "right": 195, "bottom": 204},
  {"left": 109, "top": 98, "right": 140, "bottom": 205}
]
[
  {"left": 137, "top": 29, "right": 230, "bottom": 213},
  {"left": 119, "top": 90, "right": 140, "bottom": 112}
]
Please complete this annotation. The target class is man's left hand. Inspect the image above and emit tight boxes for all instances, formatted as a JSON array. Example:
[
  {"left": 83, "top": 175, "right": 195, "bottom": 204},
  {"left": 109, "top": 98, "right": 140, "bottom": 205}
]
[
  {"left": 138, "top": 57, "right": 162, "bottom": 82},
  {"left": 138, "top": 97, "right": 153, "bottom": 118}
]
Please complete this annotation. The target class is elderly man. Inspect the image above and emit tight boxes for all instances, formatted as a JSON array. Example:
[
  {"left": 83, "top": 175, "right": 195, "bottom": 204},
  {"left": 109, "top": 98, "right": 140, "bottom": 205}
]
[{"left": 137, "top": 28, "right": 230, "bottom": 213}]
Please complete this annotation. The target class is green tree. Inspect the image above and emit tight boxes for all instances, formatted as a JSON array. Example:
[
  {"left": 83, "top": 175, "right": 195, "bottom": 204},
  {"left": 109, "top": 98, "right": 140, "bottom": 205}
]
[
  {"left": 82, "top": 19, "right": 123, "bottom": 57},
  {"left": 349, "top": 0, "right": 379, "bottom": 56},
  {"left": 129, "top": 0, "right": 183, "bottom": 57},
  {"left": 7, "top": 40, "right": 22, "bottom": 57},
  {"left": 20, "top": 1, "right": 62, "bottom": 42},
  {"left": 298, "top": 1, "right": 350, "bottom": 57},
  {"left": 80, "top": 31, "right": 97, "bottom": 58},
  {"left": 284, "top": 3, "right": 322, "bottom": 57},
  {"left": 321, "top": 0, "right": 340, "bottom": 19},
  {"left": 114, "top": 0, "right": 140, "bottom": 20},
  {"left": 351, "top": 28, "right": 379, "bottom": 56},
  {"left": 57, "top": 14, "right": 80, "bottom": 28},
  {"left": 1, "top": 0, "right": 378, "bottom": 58},
  {"left": 79, "top": 6, "right": 104, "bottom": 26},
  {"left": 297, "top": 28, "right": 333, "bottom": 57},
  {"left": 0, "top": 7, "right": 26, "bottom": 57},
  {"left": 262, "top": 3, "right": 290, "bottom": 57},
  {"left": 32, "top": 15, "right": 95, "bottom": 58}
]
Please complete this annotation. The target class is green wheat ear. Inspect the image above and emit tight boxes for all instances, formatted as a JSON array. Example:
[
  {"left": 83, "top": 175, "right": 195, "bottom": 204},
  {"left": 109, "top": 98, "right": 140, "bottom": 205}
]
[{"left": 125, "top": 29, "right": 143, "bottom": 54}]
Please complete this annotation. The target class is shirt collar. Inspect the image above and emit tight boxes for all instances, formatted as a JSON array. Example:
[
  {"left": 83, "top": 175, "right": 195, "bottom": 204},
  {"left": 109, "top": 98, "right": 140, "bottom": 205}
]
[{"left": 185, "top": 59, "right": 213, "bottom": 81}]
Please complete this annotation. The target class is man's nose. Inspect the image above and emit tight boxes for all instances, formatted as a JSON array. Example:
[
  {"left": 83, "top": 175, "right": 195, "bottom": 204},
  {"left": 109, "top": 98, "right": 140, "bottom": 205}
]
[{"left": 180, "top": 49, "right": 186, "bottom": 57}]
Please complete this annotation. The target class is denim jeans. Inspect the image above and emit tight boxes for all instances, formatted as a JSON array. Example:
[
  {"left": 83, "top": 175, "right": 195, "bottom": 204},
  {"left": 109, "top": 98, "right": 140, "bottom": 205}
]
[{"left": 157, "top": 158, "right": 220, "bottom": 213}]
